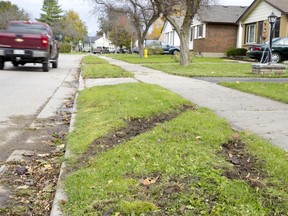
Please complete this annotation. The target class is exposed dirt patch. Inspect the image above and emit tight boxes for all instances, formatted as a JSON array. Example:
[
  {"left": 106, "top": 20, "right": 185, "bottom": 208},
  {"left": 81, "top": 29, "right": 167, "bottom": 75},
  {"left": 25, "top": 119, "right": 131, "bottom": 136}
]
[
  {"left": 72, "top": 104, "right": 196, "bottom": 170},
  {"left": 220, "top": 136, "right": 267, "bottom": 189},
  {"left": 220, "top": 135, "right": 288, "bottom": 214},
  {"left": 0, "top": 98, "right": 74, "bottom": 215}
]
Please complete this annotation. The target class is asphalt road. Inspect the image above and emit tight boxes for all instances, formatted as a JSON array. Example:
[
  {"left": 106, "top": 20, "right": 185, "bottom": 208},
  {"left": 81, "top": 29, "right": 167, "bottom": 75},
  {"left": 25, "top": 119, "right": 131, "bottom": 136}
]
[{"left": 0, "top": 54, "right": 83, "bottom": 162}]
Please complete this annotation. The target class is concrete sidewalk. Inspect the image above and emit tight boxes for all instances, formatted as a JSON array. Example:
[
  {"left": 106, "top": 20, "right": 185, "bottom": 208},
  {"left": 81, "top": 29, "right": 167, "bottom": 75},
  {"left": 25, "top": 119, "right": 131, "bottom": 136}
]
[{"left": 100, "top": 56, "right": 288, "bottom": 150}]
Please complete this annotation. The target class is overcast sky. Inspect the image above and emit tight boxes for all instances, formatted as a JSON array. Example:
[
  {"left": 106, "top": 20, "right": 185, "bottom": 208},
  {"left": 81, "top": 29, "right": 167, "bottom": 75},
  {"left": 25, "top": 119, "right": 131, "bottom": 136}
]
[{"left": 8, "top": 0, "right": 254, "bottom": 36}]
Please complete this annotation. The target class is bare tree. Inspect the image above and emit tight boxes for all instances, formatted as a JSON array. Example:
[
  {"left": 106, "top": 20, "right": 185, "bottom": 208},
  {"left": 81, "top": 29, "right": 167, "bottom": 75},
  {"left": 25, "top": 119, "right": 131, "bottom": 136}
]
[
  {"left": 0, "top": 2, "right": 29, "bottom": 29},
  {"left": 153, "top": 0, "right": 214, "bottom": 65},
  {"left": 98, "top": 9, "right": 136, "bottom": 52},
  {"left": 90, "top": 0, "right": 160, "bottom": 57}
]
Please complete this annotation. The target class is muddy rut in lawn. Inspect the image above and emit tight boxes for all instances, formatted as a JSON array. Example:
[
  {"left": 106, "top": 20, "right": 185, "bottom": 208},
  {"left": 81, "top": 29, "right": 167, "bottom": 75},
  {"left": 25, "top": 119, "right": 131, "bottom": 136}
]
[
  {"left": 220, "top": 135, "right": 288, "bottom": 214},
  {"left": 220, "top": 135, "right": 267, "bottom": 188},
  {"left": 73, "top": 104, "right": 196, "bottom": 170}
]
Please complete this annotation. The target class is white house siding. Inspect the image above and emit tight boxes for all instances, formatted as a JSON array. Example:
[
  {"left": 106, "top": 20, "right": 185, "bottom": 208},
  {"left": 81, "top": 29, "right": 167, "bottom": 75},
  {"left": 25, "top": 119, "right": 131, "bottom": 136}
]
[
  {"left": 94, "top": 37, "right": 112, "bottom": 48},
  {"left": 245, "top": 1, "right": 281, "bottom": 23},
  {"left": 162, "top": 17, "right": 209, "bottom": 51},
  {"left": 162, "top": 22, "right": 181, "bottom": 46}
]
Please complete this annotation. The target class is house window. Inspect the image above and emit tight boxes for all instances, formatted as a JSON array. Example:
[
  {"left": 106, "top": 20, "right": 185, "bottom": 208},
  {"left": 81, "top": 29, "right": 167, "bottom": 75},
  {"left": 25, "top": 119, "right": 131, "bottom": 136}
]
[
  {"left": 257, "top": 21, "right": 263, "bottom": 43},
  {"left": 245, "top": 23, "right": 256, "bottom": 44},
  {"left": 273, "top": 18, "right": 280, "bottom": 38},
  {"left": 197, "top": 24, "right": 204, "bottom": 38}
]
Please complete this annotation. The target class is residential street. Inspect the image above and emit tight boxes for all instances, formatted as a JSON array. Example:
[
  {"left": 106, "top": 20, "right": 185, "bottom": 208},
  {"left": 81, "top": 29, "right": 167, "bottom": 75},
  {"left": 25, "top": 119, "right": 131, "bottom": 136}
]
[{"left": 0, "top": 54, "right": 82, "bottom": 162}]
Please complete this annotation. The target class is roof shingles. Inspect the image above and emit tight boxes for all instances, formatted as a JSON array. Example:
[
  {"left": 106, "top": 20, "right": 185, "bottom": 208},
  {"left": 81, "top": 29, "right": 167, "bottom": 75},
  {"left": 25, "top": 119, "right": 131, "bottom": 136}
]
[
  {"left": 265, "top": 0, "right": 288, "bottom": 13},
  {"left": 198, "top": 5, "right": 248, "bottom": 23}
]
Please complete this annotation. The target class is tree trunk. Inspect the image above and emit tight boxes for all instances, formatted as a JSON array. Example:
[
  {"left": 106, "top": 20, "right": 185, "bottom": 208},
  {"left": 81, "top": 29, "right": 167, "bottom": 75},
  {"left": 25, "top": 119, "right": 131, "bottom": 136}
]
[
  {"left": 138, "top": 38, "right": 145, "bottom": 58},
  {"left": 179, "top": 28, "right": 190, "bottom": 66}
]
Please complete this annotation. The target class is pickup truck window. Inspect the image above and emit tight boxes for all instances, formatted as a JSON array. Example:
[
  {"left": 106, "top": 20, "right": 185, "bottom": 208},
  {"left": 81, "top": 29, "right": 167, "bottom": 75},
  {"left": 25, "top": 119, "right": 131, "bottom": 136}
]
[{"left": 9, "top": 23, "right": 49, "bottom": 34}]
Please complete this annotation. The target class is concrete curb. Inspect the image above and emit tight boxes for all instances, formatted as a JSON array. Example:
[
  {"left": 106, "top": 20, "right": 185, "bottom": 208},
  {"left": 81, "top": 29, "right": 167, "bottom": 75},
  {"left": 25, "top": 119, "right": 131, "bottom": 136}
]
[
  {"left": 50, "top": 74, "right": 84, "bottom": 216},
  {"left": 50, "top": 71, "right": 138, "bottom": 215}
]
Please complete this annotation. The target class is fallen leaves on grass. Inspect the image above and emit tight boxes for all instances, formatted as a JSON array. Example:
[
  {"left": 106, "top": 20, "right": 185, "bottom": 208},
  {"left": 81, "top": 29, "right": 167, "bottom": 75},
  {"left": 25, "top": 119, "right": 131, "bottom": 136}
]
[{"left": 140, "top": 176, "right": 160, "bottom": 186}]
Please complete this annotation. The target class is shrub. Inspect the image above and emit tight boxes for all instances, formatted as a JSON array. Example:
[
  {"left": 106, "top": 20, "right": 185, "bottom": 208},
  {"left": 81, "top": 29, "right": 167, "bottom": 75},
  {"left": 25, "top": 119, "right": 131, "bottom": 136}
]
[
  {"left": 146, "top": 47, "right": 162, "bottom": 55},
  {"left": 172, "top": 51, "right": 196, "bottom": 63},
  {"left": 226, "top": 47, "right": 235, "bottom": 57},
  {"left": 234, "top": 48, "right": 247, "bottom": 56},
  {"left": 59, "top": 43, "right": 71, "bottom": 53},
  {"left": 226, "top": 47, "right": 247, "bottom": 57}
]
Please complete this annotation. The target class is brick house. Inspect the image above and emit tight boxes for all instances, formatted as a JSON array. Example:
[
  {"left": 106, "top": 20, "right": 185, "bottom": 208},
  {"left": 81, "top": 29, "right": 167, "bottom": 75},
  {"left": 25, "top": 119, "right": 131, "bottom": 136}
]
[
  {"left": 161, "top": 5, "right": 247, "bottom": 57},
  {"left": 237, "top": 0, "right": 288, "bottom": 49}
]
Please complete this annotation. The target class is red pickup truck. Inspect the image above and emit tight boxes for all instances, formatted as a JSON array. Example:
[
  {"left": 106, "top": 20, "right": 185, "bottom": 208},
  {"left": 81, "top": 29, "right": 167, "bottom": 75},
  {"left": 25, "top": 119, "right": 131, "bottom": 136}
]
[{"left": 0, "top": 21, "right": 59, "bottom": 72}]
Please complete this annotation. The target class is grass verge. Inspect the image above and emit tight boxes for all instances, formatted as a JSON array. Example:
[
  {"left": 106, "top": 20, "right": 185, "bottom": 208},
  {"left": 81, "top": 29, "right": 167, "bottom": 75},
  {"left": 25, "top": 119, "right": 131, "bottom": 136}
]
[
  {"left": 106, "top": 54, "right": 288, "bottom": 78},
  {"left": 220, "top": 82, "right": 288, "bottom": 104},
  {"left": 105, "top": 54, "right": 175, "bottom": 64},
  {"left": 63, "top": 82, "right": 288, "bottom": 215},
  {"left": 81, "top": 55, "right": 133, "bottom": 79}
]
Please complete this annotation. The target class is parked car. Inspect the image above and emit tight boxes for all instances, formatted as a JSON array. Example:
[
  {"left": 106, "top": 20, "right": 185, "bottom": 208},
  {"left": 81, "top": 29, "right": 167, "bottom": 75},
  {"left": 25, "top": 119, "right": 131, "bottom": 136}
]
[
  {"left": 247, "top": 37, "right": 288, "bottom": 63},
  {"left": 82, "top": 46, "right": 91, "bottom": 52},
  {"left": 132, "top": 46, "right": 139, "bottom": 53},
  {"left": 108, "top": 47, "right": 115, "bottom": 53},
  {"left": 162, "top": 42, "right": 180, "bottom": 55},
  {"left": 144, "top": 40, "right": 180, "bottom": 55},
  {"left": 0, "top": 21, "right": 59, "bottom": 72},
  {"left": 92, "top": 46, "right": 109, "bottom": 54},
  {"left": 116, "top": 48, "right": 130, "bottom": 54}
]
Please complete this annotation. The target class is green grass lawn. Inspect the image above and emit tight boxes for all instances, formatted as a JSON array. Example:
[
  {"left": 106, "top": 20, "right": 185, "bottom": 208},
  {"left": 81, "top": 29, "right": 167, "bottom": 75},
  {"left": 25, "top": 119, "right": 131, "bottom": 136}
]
[
  {"left": 82, "top": 55, "right": 108, "bottom": 64},
  {"left": 81, "top": 55, "right": 133, "bottom": 78},
  {"left": 220, "top": 82, "right": 288, "bottom": 104},
  {"left": 105, "top": 53, "right": 175, "bottom": 64},
  {"left": 106, "top": 54, "right": 288, "bottom": 78},
  {"left": 64, "top": 82, "right": 288, "bottom": 215}
]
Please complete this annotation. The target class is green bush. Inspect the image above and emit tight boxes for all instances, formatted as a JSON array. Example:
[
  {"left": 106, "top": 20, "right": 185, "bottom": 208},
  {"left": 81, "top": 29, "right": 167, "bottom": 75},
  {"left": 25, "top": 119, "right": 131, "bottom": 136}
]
[
  {"left": 226, "top": 47, "right": 247, "bottom": 57},
  {"left": 235, "top": 48, "right": 247, "bottom": 56},
  {"left": 147, "top": 47, "right": 162, "bottom": 55},
  {"left": 226, "top": 47, "right": 235, "bottom": 57},
  {"left": 59, "top": 43, "right": 71, "bottom": 53},
  {"left": 172, "top": 51, "right": 196, "bottom": 63}
]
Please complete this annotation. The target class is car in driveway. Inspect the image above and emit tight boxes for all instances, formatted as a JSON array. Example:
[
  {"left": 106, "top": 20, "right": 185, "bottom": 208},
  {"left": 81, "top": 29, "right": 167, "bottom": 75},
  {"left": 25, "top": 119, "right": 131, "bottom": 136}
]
[
  {"left": 92, "top": 46, "right": 109, "bottom": 54},
  {"left": 162, "top": 42, "right": 180, "bottom": 55},
  {"left": 247, "top": 37, "right": 288, "bottom": 63},
  {"left": 147, "top": 40, "right": 180, "bottom": 55}
]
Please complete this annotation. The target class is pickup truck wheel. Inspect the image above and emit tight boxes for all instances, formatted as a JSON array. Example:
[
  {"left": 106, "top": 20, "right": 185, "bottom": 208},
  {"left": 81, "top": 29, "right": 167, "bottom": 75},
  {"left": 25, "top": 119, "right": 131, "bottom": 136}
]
[
  {"left": 0, "top": 58, "right": 4, "bottom": 70},
  {"left": 42, "top": 57, "right": 50, "bottom": 72},
  {"left": 12, "top": 62, "right": 19, "bottom": 67},
  {"left": 42, "top": 62, "right": 49, "bottom": 72},
  {"left": 52, "top": 58, "right": 58, "bottom": 68}
]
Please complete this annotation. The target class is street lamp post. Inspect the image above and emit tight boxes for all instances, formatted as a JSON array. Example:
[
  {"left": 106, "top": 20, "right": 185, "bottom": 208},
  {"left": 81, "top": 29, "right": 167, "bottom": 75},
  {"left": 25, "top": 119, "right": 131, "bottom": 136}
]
[{"left": 267, "top": 12, "right": 277, "bottom": 64}]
